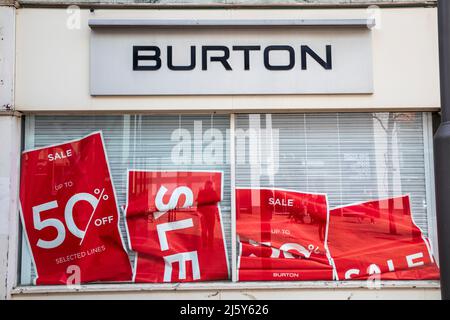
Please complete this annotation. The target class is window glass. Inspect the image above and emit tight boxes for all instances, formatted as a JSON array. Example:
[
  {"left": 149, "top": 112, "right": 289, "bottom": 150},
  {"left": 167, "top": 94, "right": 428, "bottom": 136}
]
[{"left": 235, "top": 113, "right": 439, "bottom": 281}]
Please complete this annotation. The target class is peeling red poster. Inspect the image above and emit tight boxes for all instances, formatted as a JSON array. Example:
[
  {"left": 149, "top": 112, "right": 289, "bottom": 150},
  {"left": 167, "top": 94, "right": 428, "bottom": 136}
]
[
  {"left": 328, "top": 195, "right": 440, "bottom": 280},
  {"left": 236, "top": 188, "right": 334, "bottom": 281},
  {"left": 19, "top": 132, "right": 132, "bottom": 285},
  {"left": 125, "top": 171, "right": 229, "bottom": 283}
]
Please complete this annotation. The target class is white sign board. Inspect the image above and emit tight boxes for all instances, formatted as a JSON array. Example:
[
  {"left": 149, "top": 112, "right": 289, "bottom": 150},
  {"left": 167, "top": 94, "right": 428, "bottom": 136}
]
[{"left": 90, "top": 21, "right": 373, "bottom": 95}]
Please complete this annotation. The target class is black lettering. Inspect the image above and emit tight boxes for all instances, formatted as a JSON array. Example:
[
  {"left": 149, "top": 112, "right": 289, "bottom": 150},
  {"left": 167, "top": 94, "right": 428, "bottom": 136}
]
[
  {"left": 167, "top": 46, "right": 196, "bottom": 71},
  {"left": 133, "top": 46, "right": 161, "bottom": 71},
  {"left": 301, "top": 45, "right": 332, "bottom": 70},
  {"left": 232, "top": 45, "right": 261, "bottom": 70},
  {"left": 264, "top": 45, "right": 295, "bottom": 71},
  {"left": 202, "top": 46, "right": 232, "bottom": 71}
]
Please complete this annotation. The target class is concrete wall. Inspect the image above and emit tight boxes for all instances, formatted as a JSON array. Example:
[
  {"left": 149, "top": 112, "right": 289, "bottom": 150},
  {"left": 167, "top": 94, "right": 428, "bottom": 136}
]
[
  {"left": 9, "top": 288, "right": 442, "bottom": 300},
  {"left": 0, "top": 3, "right": 19, "bottom": 301}
]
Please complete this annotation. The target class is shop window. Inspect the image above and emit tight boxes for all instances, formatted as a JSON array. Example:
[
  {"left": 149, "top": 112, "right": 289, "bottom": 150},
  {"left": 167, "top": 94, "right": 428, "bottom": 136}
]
[{"left": 18, "top": 112, "right": 438, "bottom": 286}]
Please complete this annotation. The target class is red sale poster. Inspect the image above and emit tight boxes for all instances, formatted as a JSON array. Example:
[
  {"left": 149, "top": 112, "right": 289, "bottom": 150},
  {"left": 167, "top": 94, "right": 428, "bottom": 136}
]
[
  {"left": 19, "top": 131, "right": 132, "bottom": 285},
  {"left": 125, "top": 170, "right": 229, "bottom": 283},
  {"left": 236, "top": 188, "right": 334, "bottom": 281},
  {"left": 328, "top": 195, "right": 439, "bottom": 280}
]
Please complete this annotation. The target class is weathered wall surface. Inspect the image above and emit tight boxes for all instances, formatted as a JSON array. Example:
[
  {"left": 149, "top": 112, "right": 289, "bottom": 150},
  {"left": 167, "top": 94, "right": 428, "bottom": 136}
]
[{"left": 10, "top": 285, "right": 441, "bottom": 300}]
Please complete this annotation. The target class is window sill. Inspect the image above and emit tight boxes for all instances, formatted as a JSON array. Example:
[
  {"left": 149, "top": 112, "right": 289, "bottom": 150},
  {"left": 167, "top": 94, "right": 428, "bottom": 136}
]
[{"left": 11, "top": 281, "right": 440, "bottom": 295}]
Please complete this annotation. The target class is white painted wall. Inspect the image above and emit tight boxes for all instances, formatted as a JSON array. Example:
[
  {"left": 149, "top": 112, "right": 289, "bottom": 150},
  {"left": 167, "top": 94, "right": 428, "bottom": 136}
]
[{"left": 15, "top": 7, "right": 439, "bottom": 112}]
